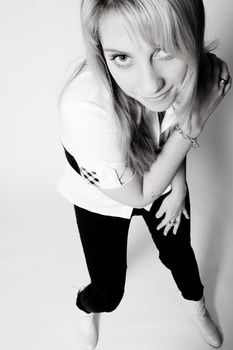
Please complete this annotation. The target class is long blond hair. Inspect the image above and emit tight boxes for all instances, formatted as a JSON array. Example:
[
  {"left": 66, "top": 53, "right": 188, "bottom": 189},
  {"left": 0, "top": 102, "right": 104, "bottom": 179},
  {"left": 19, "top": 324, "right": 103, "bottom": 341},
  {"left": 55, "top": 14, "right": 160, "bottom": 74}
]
[{"left": 60, "top": 0, "right": 207, "bottom": 176}]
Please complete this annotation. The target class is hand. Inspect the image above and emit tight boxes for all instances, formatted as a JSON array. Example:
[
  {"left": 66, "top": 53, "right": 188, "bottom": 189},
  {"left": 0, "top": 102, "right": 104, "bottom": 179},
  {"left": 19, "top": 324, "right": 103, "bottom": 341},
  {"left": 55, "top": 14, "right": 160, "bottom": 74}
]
[
  {"left": 189, "top": 53, "right": 231, "bottom": 137},
  {"left": 156, "top": 189, "right": 189, "bottom": 236}
]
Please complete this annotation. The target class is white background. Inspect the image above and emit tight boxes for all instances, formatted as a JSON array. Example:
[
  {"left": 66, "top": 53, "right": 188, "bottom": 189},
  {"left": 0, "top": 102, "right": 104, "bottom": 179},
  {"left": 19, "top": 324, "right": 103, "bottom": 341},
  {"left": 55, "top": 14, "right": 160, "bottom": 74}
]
[{"left": 0, "top": 0, "right": 233, "bottom": 349}]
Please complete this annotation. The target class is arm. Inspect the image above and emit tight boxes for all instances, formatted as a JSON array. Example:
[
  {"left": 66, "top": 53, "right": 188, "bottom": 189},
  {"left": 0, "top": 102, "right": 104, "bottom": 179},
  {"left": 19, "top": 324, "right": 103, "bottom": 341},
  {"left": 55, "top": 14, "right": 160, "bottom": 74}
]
[
  {"left": 97, "top": 54, "right": 231, "bottom": 208},
  {"left": 143, "top": 125, "right": 191, "bottom": 200},
  {"left": 170, "top": 157, "right": 187, "bottom": 196},
  {"left": 99, "top": 121, "right": 192, "bottom": 208},
  {"left": 155, "top": 156, "right": 189, "bottom": 236}
]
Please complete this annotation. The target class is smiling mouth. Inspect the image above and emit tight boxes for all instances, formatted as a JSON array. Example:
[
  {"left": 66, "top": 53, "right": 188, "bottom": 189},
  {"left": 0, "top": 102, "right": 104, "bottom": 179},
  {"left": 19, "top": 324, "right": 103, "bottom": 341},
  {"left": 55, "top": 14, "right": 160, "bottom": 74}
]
[{"left": 143, "top": 88, "right": 173, "bottom": 102}]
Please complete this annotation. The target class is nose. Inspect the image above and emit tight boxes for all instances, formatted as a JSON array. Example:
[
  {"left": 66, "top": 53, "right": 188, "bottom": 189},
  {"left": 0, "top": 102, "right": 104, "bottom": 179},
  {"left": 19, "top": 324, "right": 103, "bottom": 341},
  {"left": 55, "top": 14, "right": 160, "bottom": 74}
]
[{"left": 140, "top": 65, "right": 164, "bottom": 98}]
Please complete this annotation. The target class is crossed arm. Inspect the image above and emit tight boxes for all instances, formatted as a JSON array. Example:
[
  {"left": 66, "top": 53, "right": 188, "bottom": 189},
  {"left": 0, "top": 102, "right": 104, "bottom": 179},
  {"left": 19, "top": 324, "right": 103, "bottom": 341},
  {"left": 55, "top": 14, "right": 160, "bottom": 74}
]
[
  {"left": 155, "top": 156, "right": 190, "bottom": 236},
  {"left": 170, "top": 156, "right": 187, "bottom": 194}
]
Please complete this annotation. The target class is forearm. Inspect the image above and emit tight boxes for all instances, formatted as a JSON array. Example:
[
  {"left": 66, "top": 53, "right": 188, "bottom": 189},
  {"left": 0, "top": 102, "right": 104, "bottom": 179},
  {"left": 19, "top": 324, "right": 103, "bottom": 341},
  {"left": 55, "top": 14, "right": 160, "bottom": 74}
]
[
  {"left": 142, "top": 121, "right": 193, "bottom": 204},
  {"left": 170, "top": 157, "right": 187, "bottom": 194},
  {"left": 99, "top": 120, "right": 197, "bottom": 209}
]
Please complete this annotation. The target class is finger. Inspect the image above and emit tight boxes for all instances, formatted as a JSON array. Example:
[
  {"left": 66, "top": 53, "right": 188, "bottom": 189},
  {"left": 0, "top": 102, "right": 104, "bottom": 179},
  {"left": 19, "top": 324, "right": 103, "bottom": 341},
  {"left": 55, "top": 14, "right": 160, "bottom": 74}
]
[
  {"left": 183, "top": 208, "right": 190, "bottom": 219},
  {"left": 172, "top": 215, "right": 181, "bottom": 235},
  {"left": 163, "top": 223, "right": 173, "bottom": 236},
  {"left": 157, "top": 219, "right": 167, "bottom": 230},
  {"left": 206, "top": 53, "right": 219, "bottom": 82},
  {"left": 157, "top": 215, "right": 173, "bottom": 230},
  {"left": 219, "top": 58, "right": 230, "bottom": 82},
  {"left": 156, "top": 205, "right": 165, "bottom": 218},
  {"left": 156, "top": 209, "right": 164, "bottom": 218},
  {"left": 210, "top": 54, "right": 221, "bottom": 84},
  {"left": 173, "top": 219, "right": 181, "bottom": 235},
  {"left": 224, "top": 76, "right": 232, "bottom": 95},
  {"left": 219, "top": 59, "right": 230, "bottom": 93}
]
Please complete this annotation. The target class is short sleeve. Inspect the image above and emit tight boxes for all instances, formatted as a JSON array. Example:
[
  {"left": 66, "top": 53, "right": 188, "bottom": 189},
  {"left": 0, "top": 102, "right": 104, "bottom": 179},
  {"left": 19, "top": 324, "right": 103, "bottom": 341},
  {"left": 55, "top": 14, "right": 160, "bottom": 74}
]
[{"left": 59, "top": 100, "right": 136, "bottom": 189}]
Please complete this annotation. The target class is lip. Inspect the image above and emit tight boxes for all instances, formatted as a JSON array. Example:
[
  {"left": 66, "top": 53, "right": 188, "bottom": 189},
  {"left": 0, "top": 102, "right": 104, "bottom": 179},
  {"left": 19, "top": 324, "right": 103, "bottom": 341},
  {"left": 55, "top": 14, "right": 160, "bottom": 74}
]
[{"left": 142, "top": 87, "right": 173, "bottom": 102}]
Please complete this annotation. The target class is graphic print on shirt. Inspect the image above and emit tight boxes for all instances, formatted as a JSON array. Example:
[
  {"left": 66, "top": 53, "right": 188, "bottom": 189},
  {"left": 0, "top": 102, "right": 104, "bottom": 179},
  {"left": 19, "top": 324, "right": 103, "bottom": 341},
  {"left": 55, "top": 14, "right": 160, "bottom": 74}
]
[{"left": 79, "top": 166, "right": 100, "bottom": 186}]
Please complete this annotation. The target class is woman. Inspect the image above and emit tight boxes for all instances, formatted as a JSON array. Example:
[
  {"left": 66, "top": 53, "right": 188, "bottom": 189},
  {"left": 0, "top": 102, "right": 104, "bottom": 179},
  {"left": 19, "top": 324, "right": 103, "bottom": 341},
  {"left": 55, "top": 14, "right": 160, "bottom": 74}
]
[{"left": 57, "top": 0, "right": 231, "bottom": 348}]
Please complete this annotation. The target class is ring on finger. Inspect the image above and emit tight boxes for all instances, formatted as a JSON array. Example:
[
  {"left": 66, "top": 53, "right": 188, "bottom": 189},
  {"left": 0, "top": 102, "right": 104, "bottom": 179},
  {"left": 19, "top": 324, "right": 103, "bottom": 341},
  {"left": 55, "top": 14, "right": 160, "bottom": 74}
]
[
  {"left": 169, "top": 220, "right": 177, "bottom": 226},
  {"left": 219, "top": 77, "right": 230, "bottom": 85}
]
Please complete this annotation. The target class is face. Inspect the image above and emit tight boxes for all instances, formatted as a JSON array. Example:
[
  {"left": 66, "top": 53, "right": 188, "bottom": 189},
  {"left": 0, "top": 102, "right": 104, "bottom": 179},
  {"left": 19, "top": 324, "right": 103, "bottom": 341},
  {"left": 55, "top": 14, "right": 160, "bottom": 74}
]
[{"left": 99, "top": 11, "right": 188, "bottom": 112}]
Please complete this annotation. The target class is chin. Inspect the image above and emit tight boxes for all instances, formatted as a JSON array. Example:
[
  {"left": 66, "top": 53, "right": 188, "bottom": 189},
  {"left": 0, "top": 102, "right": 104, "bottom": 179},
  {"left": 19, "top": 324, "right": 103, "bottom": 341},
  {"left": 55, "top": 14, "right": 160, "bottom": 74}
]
[
  {"left": 145, "top": 104, "right": 171, "bottom": 112},
  {"left": 143, "top": 97, "right": 176, "bottom": 113},
  {"left": 132, "top": 91, "right": 177, "bottom": 113}
]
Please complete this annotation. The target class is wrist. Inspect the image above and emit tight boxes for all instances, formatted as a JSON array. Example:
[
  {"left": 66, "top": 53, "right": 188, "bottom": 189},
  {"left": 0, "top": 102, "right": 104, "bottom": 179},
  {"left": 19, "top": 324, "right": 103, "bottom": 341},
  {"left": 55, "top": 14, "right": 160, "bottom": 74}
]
[
  {"left": 175, "top": 123, "right": 200, "bottom": 149},
  {"left": 172, "top": 181, "right": 187, "bottom": 197},
  {"left": 180, "top": 117, "right": 200, "bottom": 139},
  {"left": 190, "top": 111, "right": 205, "bottom": 138}
]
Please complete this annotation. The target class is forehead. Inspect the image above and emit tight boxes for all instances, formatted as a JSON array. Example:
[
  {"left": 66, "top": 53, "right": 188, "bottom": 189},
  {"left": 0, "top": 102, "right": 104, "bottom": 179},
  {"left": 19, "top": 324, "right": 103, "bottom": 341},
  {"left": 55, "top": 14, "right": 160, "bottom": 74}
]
[{"left": 99, "top": 9, "right": 161, "bottom": 52}]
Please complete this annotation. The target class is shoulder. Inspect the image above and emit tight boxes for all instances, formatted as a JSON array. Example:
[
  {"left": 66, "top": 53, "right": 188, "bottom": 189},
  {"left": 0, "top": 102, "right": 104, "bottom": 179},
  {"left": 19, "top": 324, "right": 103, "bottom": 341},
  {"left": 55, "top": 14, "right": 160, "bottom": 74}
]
[
  {"left": 60, "top": 67, "right": 105, "bottom": 109},
  {"left": 59, "top": 67, "right": 117, "bottom": 135}
]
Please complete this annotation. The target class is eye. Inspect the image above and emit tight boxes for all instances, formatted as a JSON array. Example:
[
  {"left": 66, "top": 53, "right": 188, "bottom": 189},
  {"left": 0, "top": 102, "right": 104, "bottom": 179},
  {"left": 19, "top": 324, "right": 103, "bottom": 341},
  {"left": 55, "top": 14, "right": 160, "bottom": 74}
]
[
  {"left": 109, "top": 54, "right": 131, "bottom": 69},
  {"left": 116, "top": 55, "right": 128, "bottom": 62},
  {"left": 153, "top": 49, "right": 173, "bottom": 61}
]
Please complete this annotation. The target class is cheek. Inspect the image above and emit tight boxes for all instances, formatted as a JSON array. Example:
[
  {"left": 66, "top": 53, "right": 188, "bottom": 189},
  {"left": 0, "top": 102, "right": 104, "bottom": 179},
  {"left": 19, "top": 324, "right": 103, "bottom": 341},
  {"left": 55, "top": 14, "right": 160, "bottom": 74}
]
[
  {"left": 106, "top": 64, "right": 136, "bottom": 94},
  {"left": 163, "top": 59, "right": 188, "bottom": 83}
]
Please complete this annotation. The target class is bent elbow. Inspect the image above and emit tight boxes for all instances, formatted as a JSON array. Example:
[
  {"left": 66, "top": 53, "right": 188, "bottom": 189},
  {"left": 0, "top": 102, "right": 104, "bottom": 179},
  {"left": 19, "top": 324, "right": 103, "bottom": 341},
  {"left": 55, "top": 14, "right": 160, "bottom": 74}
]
[
  {"left": 141, "top": 187, "right": 160, "bottom": 208},
  {"left": 142, "top": 183, "right": 158, "bottom": 204}
]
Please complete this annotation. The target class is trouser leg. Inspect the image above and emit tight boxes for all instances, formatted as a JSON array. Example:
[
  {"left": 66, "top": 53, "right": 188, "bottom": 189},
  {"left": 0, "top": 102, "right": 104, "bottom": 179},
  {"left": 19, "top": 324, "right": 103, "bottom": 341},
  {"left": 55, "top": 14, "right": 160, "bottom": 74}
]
[
  {"left": 73, "top": 205, "right": 131, "bottom": 313},
  {"left": 141, "top": 189, "right": 204, "bottom": 301}
]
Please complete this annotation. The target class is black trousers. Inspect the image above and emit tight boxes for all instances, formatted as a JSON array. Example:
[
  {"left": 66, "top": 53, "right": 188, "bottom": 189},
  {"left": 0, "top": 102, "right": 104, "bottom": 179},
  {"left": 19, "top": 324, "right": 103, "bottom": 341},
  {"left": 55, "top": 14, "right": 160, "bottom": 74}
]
[{"left": 73, "top": 189, "right": 204, "bottom": 313}]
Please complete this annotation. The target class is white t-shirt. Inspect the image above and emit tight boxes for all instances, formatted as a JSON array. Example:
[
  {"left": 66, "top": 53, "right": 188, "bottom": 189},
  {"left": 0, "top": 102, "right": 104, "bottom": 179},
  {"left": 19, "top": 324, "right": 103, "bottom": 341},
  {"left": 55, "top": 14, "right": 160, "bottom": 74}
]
[{"left": 57, "top": 68, "right": 179, "bottom": 218}]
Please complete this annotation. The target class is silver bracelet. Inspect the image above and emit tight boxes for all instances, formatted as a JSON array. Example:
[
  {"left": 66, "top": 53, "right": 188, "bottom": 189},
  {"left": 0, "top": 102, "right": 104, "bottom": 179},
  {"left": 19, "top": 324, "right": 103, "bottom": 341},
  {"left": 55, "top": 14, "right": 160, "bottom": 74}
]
[{"left": 174, "top": 124, "right": 200, "bottom": 149}]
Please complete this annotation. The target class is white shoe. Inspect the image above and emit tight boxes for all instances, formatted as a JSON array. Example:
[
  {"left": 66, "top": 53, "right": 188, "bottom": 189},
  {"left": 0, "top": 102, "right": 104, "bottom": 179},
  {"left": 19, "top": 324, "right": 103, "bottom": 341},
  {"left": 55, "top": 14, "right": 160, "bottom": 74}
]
[
  {"left": 76, "top": 305, "right": 98, "bottom": 350},
  {"left": 70, "top": 285, "right": 99, "bottom": 350},
  {"left": 183, "top": 296, "right": 223, "bottom": 348}
]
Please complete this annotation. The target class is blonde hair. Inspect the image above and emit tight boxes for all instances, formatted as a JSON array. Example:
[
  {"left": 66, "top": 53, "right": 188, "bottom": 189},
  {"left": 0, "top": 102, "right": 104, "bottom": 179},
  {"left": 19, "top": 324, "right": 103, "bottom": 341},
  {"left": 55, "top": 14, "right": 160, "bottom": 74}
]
[{"left": 60, "top": 0, "right": 208, "bottom": 176}]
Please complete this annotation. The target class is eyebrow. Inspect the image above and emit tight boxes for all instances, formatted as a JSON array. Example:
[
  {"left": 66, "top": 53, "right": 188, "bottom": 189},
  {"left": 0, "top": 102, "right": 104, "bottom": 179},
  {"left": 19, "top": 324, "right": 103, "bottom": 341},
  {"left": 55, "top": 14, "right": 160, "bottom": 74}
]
[
  {"left": 103, "top": 48, "right": 132, "bottom": 55},
  {"left": 103, "top": 46, "right": 161, "bottom": 55}
]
